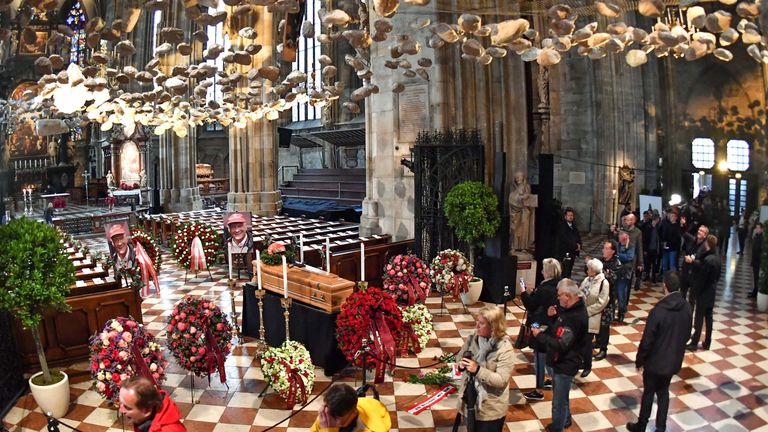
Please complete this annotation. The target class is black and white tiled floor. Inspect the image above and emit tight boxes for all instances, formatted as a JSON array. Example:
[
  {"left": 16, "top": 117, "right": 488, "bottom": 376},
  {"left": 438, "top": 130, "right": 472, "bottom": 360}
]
[{"left": 3, "top": 232, "right": 768, "bottom": 432}]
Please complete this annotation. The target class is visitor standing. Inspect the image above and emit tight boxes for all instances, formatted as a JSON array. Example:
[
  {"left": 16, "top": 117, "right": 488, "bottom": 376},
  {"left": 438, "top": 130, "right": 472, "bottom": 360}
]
[
  {"left": 557, "top": 208, "right": 581, "bottom": 278},
  {"left": 749, "top": 223, "right": 764, "bottom": 299},
  {"left": 578, "top": 259, "right": 609, "bottom": 378},
  {"left": 660, "top": 211, "right": 682, "bottom": 274},
  {"left": 119, "top": 376, "right": 187, "bottom": 432},
  {"left": 686, "top": 235, "right": 721, "bottom": 351},
  {"left": 311, "top": 384, "right": 391, "bottom": 432}
]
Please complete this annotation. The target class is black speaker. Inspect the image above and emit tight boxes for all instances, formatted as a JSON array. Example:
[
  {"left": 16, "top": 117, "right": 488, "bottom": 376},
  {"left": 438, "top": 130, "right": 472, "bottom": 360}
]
[
  {"left": 277, "top": 127, "right": 293, "bottom": 148},
  {"left": 485, "top": 151, "right": 509, "bottom": 259},
  {"left": 475, "top": 254, "right": 517, "bottom": 304},
  {"left": 535, "top": 154, "right": 554, "bottom": 285}
]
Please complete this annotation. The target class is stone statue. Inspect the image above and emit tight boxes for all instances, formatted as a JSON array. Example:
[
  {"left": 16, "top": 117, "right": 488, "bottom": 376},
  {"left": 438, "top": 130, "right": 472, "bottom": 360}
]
[
  {"left": 618, "top": 165, "right": 635, "bottom": 205},
  {"left": 139, "top": 169, "right": 147, "bottom": 189},
  {"left": 106, "top": 170, "right": 115, "bottom": 189},
  {"left": 509, "top": 172, "right": 532, "bottom": 251}
]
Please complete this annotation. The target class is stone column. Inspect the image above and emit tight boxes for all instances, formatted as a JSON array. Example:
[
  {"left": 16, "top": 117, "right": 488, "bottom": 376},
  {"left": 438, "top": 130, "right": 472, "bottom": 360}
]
[
  {"left": 159, "top": 128, "right": 202, "bottom": 212},
  {"left": 226, "top": 5, "right": 281, "bottom": 216}
]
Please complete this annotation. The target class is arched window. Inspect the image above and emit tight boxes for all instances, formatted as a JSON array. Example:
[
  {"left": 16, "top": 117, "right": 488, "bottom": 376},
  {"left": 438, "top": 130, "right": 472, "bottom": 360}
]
[
  {"left": 65, "top": 1, "right": 87, "bottom": 64},
  {"left": 726, "top": 139, "right": 750, "bottom": 171},
  {"left": 691, "top": 138, "right": 715, "bottom": 169},
  {"left": 291, "top": 0, "right": 323, "bottom": 122}
]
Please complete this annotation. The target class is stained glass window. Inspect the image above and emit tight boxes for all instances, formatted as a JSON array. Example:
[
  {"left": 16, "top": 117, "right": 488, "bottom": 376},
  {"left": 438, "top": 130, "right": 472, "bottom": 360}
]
[{"left": 66, "top": 1, "right": 87, "bottom": 64}]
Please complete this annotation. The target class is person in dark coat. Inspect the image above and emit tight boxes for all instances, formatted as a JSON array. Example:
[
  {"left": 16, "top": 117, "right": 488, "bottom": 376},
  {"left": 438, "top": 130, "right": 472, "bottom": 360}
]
[
  {"left": 737, "top": 208, "right": 748, "bottom": 255},
  {"left": 557, "top": 208, "right": 581, "bottom": 278},
  {"left": 660, "top": 211, "right": 682, "bottom": 274},
  {"left": 594, "top": 239, "right": 621, "bottom": 360},
  {"left": 750, "top": 223, "right": 764, "bottom": 298},
  {"left": 643, "top": 215, "right": 661, "bottom": 283},
  {"left": 686, "top": 235, "right": 722, "bottom": 351},
  {"left": 531, "top": 279, "right": 589, "bottom": 432},
  {"left": 627, "top": 271, "right": 692, "bottom": 432},
  {"left": 679, "top": 218, "right": 707, "bottom": 306},
  {"left": 521, "top": 258, "right": 561, "bottom": 401}
]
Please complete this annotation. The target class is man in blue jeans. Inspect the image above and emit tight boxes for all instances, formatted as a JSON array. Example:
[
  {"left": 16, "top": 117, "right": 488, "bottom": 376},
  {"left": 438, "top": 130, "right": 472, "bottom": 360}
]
[
  {"left": 531, "top": 279, "right": 589, "bottom": 432},
  {"left": 616, "top": 232, "right": 636, "bottom": 323},
  {"left": 659, "top": 211, "right": 682, "bottom": 274}
]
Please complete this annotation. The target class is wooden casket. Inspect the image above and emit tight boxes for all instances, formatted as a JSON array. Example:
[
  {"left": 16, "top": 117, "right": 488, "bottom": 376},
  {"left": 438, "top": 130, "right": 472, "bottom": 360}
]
[{"left": 253, "top": 261, "right": 354, "bottom": 313}]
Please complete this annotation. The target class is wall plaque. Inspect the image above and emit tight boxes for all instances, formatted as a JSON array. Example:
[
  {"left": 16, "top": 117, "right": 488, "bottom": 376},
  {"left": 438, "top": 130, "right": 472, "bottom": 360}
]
[{"left": 397, "top": 84, "right": 429, "bottom": 144}]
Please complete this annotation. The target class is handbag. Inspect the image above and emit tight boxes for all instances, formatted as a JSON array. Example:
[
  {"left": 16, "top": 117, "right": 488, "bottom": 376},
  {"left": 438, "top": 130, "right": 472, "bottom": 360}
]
[{"left": 514, "top": 311, "right": 530, "bottom": 349}]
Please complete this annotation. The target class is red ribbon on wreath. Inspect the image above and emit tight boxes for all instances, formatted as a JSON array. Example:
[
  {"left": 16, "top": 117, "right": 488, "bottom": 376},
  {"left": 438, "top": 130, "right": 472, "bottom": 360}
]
[
  {"left": 399, "top": 322, "right": 423, "bottom": 356},
  {"left": 134, "top": 242, "right": 160, "bottom": 298},
  {"left": 369, "top": 301, "right": 397, "bottom": 383},
  {"left": 284, "top": 365, "right": 308, "bottom": 409},
  {"left": 190, "top": 236, "right": 207, "bottom": 271},
  {"left": 451, "top": 273, "right": 471, "bottom": 298},
  {"left": 406, "top": 275, "right": 427, "bottom": 306},
  {"left": 130, "top": 339, "right": 157, "bottom": 387},
  {"left": 203, "top": 326, "right": 227, "bottom": 384}
]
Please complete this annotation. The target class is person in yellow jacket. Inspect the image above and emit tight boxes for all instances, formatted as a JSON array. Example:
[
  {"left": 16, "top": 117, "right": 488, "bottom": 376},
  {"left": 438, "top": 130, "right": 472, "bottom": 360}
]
[{"left": 310, "top": 384, "right": 391, "bottom": 432}]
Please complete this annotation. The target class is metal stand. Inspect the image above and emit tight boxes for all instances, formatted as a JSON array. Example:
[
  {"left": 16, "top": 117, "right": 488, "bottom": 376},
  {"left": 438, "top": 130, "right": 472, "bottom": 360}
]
[
  {"left": 228, "top": 279, "right": 243, "bottom": 343},
  {"left": 254, "top": 287, "right": 268, "bottom": 357},
  {"left": 189, "top": 372, "right": 201, "bottom": 404},
  {"left": 356, "top": 340, "right": 378, "bottom": 399},
  {"left": 185, "top": 263, "right": 213, "bottom": 283},
  {"left": 280, "top": 297, "right": 292, "bottom": 341},
  {"left": 357, "top": 281, "right": 368, "bottom": 291}
]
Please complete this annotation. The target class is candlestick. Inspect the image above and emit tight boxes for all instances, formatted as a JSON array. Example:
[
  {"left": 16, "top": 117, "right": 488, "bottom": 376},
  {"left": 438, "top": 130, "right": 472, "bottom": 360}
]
[
  {"left": 254, "top": 288, "right": 268, "bottom": 357},
  {"left": 282, "top": 255, "right": 288, "bottom": 298},
  {"left": 280, "top": 297, "right": 292, "bottom": 342},
  {"left": 325, "top": 237, "right": 331, "bottom": 273},
  {"left": 227, "top": 279, "right": 243, "bottom": 343},
  {"left": 360, "top": 241, "right": 365, "bottom": 281},
  {"left": 299, "top": 234, "right": 304, "bottom": 263},
  {"left": 256, "top": 249, "right": 262, "bottom": 288}
]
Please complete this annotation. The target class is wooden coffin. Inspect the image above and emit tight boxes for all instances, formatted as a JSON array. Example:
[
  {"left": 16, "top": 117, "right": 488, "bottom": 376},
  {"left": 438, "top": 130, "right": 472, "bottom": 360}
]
[{"left": 253, "top": 261, "right": 354, "bottom": 313}]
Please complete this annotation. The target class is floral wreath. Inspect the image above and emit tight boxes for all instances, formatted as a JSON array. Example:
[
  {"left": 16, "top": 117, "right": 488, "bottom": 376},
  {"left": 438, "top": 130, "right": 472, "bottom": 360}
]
[
  {"left": 88, "top": 317, "right": 167, "bottom": 405},
  {"left": 399, "top": 303, "right": 433, "bottom": 355},
  {"left": 261, "top": 340, "right": 315, "bottom": 409},
  {"left": 170, "top": 222, "right": 220, "bottom": 270},
  {"left": 382, "top": 253, "right": 431, "bottom": 306},
  {"left": 260, "top": 241, "right": 296, "bottom": 266},
  {"left": 336, "top": 286, "right": 404, "bottom": 383},
  {"left": 131, "top": 227, "right": 162, "bottom": 271},
  {"left": 165, "top": 296, "right": 233, "bottom": 379},
  {"left": 430, "top": 249, "right": 473, "bottom": 298}
]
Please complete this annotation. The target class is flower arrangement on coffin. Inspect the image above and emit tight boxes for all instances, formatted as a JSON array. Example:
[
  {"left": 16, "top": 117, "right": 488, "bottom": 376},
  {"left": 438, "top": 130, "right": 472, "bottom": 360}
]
[
  {"left": 165, "top": 296, "right": 233, "bottom": 381},
  {"left": 261, "top": 340, "right": 315, "bottom": 409},
  {"left": 382, "top": 253, "right": 431, "bottom": 306},
  {"left": 336, "top": 286, "right": 404, "bottom": 383},
  {"left": 430, "top": 249, "right": 474, "bottom": 299},
  {"left": 130, "top": 227, "right": 162, "bottom": 271},
  {"left": 399, "top": 303, "right": 433, "bottom": 355},
  {"left": 260, "top": 241, "right": 295, "bottom": 266},
  {"left": 88, "top": 317, "right": 167, "bottom": 405},
  {"left": 170, "top": 222, "right": 219, "bottom": 270}
]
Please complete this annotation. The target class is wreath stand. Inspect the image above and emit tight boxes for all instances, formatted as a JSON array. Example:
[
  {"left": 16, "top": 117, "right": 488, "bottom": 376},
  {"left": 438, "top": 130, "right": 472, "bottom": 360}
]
[
  {"left": 438, "top": 291, "right": 469, "bottom": 316},
  {"left": 184, "top": 263, "right": 213, "bottom": 283}
]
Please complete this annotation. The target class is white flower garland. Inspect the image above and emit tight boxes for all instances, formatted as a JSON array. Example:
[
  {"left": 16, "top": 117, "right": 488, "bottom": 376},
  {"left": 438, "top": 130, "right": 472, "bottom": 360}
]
[
  {"left": 401, "top": 303, "right": 434, "bottom": 351},
  {"left": 261, "top": 340, "right": 315, "bottom": 406}
]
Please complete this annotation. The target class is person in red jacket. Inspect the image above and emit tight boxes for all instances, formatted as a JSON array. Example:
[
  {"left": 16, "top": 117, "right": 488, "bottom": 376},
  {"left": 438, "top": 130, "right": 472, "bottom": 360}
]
[{"left": 119, "top": 376, "right": 187, "bottom": 432}]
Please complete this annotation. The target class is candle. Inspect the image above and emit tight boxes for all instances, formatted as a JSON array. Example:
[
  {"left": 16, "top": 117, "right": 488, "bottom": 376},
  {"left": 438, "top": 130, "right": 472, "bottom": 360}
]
[
  {"left": 325, "top": 237, "right": 331, "bottom": 273},
  {"left": 360, "top": 241, "right": 365, "bottom": 281},
  {"left": 299, "top": 234, "right": 304, "bottom": 263},
  {"left": 228, "top": 247, "right": 233, "bottom": 280},
  {"left": 256, "top": 249, "right": 262, "bottom": 288},
  {"left": 282, "top": 255, "right": 288, "bottom": 298}
]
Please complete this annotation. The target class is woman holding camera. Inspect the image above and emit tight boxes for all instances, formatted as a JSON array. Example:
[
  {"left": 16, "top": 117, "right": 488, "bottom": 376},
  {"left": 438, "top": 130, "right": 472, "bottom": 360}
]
[
  {"left": 521, "top": 258, "right": 561, "bottom": 401},
  {"left": 455, "top": 305, "right": 515, "bottom": 432}
]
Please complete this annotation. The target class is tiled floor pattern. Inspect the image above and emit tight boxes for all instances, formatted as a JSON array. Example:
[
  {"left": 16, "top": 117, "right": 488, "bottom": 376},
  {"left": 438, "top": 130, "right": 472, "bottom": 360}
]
[{"left": 3, "top": 233, "right": 768, "bottom": 432}]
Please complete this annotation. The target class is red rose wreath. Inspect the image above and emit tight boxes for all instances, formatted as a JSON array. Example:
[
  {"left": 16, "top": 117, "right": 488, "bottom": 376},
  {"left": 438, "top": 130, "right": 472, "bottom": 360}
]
[
  {"left": 170, "top": 222, "right": 219, "bottom": 270},
  {"left": 336, "top": 286, "right": 404, "bottom": 383},
  {"left": 166, "top": 296, "right": 233, "bottom": 381},
  {"left": 382, "top": 253, "right": 431, "bottom": 306},
  {"left": 88, "top": 317, "right": 167, "bottom": 405}
]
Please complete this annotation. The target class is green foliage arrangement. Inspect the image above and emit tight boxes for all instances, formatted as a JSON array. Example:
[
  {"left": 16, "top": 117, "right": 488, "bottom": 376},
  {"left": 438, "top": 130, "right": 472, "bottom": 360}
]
[
  {"left": 0, "top": 218, "right": 75, "bottom": 384},
  {"left": 443, "top": 181, "right": 500, "bottom": 263}
]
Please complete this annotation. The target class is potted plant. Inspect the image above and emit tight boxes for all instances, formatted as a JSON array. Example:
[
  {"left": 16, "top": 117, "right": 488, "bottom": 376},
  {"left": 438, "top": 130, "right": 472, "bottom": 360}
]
[
  {"left": 759, "top": 225, "right": 768, "bottom": 312},
  {"left": 443, "top": 181, "right": 501, "bottom": 304},
  {"left": 0, "top": 218, "right": 75, "bottom": 417}
]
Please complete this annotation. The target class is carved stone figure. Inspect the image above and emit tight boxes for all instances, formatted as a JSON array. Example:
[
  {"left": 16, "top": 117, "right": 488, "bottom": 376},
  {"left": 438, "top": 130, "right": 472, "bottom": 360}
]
[
  {"left": 509, "top": 172, "right": 532, "bottom": 251},
  {"left": 139, "top": 170, "right": 147, "bottom": 189},
  {"left": 618, "top": 165, "right": 635, "bottom": 205},
  {"left": 106, "top": 170, "right": 115, "bottom": 189}
]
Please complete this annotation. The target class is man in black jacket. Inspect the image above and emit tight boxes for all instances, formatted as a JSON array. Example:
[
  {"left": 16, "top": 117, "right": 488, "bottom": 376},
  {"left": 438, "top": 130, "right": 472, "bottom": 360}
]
[
  {"left": 627, "top": 272, "right": 692, "bottom": 432},
  {"left": 686, "top": 235, "right": 722, "bottom": 351},
  {"left": 750, "top": 223, "right": 764, "bottom": 298},
  {"left": 557, "top": 208, "right": 581, "bottom": 278},
  {"left": 660, "top": 211, "right": 682, "bottom": 274},
  {"left": 679, "top": 219, "right": 708, "bottom": 305},
  {"left": 531, "top": 279, "right": 588, "bottom": 432}
]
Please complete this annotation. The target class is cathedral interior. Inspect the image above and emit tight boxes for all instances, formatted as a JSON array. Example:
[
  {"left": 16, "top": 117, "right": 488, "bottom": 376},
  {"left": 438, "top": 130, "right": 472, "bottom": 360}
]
[{"left": 1, "top": 0, "right": 768, "bottom": 431}]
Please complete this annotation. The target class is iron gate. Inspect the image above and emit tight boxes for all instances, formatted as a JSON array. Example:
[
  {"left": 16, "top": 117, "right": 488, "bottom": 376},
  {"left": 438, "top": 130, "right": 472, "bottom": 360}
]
[
  {"left": 412, "top": 129, "right": 484, "bottom": 261},
  {"left": 0, "top": 311, "right": 24, "bottom": 420}
]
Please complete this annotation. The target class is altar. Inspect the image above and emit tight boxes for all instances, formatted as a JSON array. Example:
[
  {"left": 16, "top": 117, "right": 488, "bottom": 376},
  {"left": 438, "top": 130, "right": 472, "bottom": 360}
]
[
  {"left": 40, "top": 192, "right": 70, "bottom": 209},
  {"left": 112, "top": 189, "right": 144, "bottom": 206}
]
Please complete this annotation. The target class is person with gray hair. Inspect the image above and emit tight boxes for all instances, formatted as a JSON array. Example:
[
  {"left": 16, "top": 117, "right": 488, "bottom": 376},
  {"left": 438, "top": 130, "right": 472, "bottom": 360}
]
[
  {"left": 577, "top": 259, "right": 609, "bottom": 377},
  {"left": 530, "top": 279, "right": 589, "bottom": 432}
]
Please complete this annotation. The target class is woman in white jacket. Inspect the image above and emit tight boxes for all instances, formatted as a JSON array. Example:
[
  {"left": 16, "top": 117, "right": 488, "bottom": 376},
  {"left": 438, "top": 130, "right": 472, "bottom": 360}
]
[{"left": 578, "top": 258, "right": 609, "bottom": 377}]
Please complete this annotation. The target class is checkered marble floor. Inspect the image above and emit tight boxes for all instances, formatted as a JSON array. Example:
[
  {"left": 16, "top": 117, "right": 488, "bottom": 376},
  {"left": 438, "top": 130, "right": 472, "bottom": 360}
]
[{"left": 4, "top": 233, "right": 768, "bottom": 432}]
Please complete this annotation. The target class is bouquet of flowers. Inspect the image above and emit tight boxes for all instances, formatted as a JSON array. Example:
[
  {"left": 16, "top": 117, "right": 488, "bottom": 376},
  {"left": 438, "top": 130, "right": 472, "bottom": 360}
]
[
  {"left": 261, "top": 340, "right": 315, "bottom": 409},
  {"left": 170, "top": 222, "right": 220, "bottom": 270},
  {"left": 400, "top": 303, "right": 433, "bottom": 355},
  {"left": 260, "top": 241, "right": 295, "bottom": 265},
  {"left": 165, "top": 296, "right": 233, "bottom": 380},
  {"left": 105, "top": 195, "right": 117, "bottom": 206},
  {"left": 382, "top": 253, "right": 431, "bottom": 306},
  {"left": 336, "top": 286, "right": 404, "bottom": 383},
  {"left": 131, "top": 227, "right": 162, "bottom": 271},
  {"left": 88, "top": 317, "right": 167, "bottom": 405},
  {"left": 430, "top": 249, "right": 473, "bottom": 298},
  {"left": 52, "top": 197, "right": 66, "bottom": 209}
]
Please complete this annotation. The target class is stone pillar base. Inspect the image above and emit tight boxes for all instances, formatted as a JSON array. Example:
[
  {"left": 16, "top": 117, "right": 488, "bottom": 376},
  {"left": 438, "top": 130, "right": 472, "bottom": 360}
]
[
  {"left": 161, "top": 187, "right": 203, "bottom": 212},
  {"left": 227, "top": 191, "right": 282, "bottom": 216},
  {"left": 359, "top": 197, "right": 382, "bottom": 236}
]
